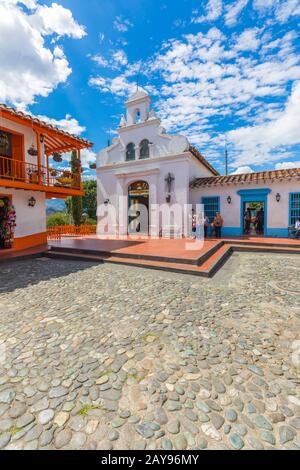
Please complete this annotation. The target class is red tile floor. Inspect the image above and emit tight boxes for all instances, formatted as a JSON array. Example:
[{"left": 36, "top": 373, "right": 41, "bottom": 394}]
[{"left": 46, "top": 235, "right": 300, "bottom": 277}]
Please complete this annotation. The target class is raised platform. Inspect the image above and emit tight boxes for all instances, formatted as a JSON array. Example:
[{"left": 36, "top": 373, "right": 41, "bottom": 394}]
[
  {"left": 0, "top": 244, "right": 48, "bottom": 262},
  {"left": 47, "top": 236, "right": 300, "bottom": 277}
]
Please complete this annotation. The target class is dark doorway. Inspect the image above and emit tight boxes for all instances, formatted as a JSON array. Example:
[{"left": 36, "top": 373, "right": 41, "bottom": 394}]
[
  {"left": 243, "top": 201, "right": 265, "bottom": 235},
  {"left": 128, "top": 181, "right": 149, "bottom": 235}
]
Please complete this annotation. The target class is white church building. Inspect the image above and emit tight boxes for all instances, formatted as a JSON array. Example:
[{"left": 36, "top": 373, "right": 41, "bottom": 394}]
[{"left": 97, "top": 89, "right": 300, "bottom": 238}]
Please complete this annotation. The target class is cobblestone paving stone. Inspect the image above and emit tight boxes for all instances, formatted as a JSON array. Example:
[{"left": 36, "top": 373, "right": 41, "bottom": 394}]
[{"left": 0, "top": 252, "right": 299, "bottom": 450}]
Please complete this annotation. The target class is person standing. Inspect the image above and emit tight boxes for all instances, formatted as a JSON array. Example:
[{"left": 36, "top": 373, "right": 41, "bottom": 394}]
[
  {"left": 295, "top": 218, "right": 300, "bottom": 239},
  {"left": 256, "top": 208, "right": 264, "bottom": 234},
  {"left": 213, "top": 212, "right": 223, "bottom": 238},
  {"left": 244, "top": 208, "right": 251, "bottom": 234},
  {"left": 190, "top": 209, "right": 197, "bottom": 239},
  {"left": 204, "top": 215, "right": 210, "bottom": 238}
]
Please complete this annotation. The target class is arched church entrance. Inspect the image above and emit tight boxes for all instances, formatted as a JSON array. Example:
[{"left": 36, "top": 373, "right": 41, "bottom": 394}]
[{"left": 128, "top": 181, "right": 149, "bottom": 235}]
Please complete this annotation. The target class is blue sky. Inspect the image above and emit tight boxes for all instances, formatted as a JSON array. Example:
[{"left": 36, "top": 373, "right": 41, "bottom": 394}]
[{"left": 1, "top": 0, "right": 300, "bottom": 179}]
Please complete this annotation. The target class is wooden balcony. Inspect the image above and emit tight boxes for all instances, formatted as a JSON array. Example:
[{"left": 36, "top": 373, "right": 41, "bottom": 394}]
[{"left": 0, "top": 155, "right": 83, "bottom": 197}]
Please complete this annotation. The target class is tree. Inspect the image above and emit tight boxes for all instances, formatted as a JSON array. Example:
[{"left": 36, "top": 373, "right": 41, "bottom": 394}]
[
  {"left": 66, "top": 179, "right": 97, "bottom": 223},
  {"left": 70, "top": 149, "right": 82, "bottom": 226},
  {"left": 46, "top": 213, "right": 69, "bottom": 228},
  {"left": 82, "top": 180, "right": 97, "bottom": 219}
]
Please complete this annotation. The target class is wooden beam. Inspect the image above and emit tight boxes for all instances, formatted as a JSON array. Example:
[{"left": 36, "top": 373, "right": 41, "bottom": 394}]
[
  {"left": 1, "top": 110, "right": 92, "bottom": 148},
  {"left": 36, "top": 130, "right": 42, "bottom": 185},
  {"left": 78, "top": 147, "right": 83, "bottom": 192}
]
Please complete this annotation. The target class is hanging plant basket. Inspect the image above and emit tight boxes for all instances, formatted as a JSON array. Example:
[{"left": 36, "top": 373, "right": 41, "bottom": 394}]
[
  {"left": 89, "top": 163, "right": 96, "bottom": 170},
  {"left": 53, "top": 152, "right": 63, "bottom": 163},
  {"left": 28, "top": 145, "right": 38, "bottom": 157}
]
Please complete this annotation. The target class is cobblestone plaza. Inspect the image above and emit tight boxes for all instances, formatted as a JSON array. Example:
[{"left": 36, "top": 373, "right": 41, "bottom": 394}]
[{"left": 0, "top": 253, "right": 299, "bottom": 450}]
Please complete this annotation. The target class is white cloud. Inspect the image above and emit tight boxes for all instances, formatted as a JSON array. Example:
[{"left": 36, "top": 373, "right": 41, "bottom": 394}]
[
  {"left": 113, "top": 15, "right": 133, "bottom": 33},
  {"left": 30, "top": 2, "right": 86, "bottom": 39},
  {"left": 80, "top": 148, "right": 97, "bottom": 168},
  {"left": 227, "top": 81, "right": 300, "bottom": 167},
  {"left": 253, "top": 0, "right": 300, "bottom": 22},
  {"left": 275, "top": 161, "right": 300, "bottom": 170},
  {"left": 91, "top": 12, "right": 300, "bottom": 170},
  {"left": 275, "top": 0, "right": 300, "bottom": 22},
  {"left": 0, "top": 1, "right": 86, "bottom": 107},
  {"left": 37, "top": 114, "right": 86, "bottom": 135},
  {"left": 235, "top": 28, "right": 260, "bottom": 51},
  {"left": 231, "top": 166, "right": 254, "bottom": 174},
  {"left": 89, "top": 75, "right": 138, "bottom": 97},
  {"left": 192, "top": 0, "right": 223, "bottom": 23},
  {"left": 91, "top": 54, "right": 109, "bottom": 67},
  {"left": 91, "top": 49, "right": 128, "bottom": 70},
  {"left": 1, "top": 0, "right": 37, "bottom": 7},
  {"left": 225, "top": 0, "right": 249, "bottom": 26},
  {"left": 112, "top": 49, "right": 128, "bottom": 67}
]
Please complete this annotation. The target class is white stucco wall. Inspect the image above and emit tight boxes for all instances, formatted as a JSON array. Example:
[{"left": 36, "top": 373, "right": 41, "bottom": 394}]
[
  {"left": 1, "top": 116, "right": 46, "bottom": 166},
  {"left": 190, "top": 179, "right": 300, "bottom": 235},
  {"left": 0, "top": 187, "right": 46, "bottom": 238},
  {"left": 97, "top": 90, "right": 218, "bottom": 236},
  {"left": 97, "top": 155, "right": 192, "bottom": 236}
]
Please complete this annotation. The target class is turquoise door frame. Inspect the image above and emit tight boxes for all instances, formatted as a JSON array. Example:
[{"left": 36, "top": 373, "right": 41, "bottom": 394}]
[{"left": 237, "top": 188, "right": 272, "bottom": 237}]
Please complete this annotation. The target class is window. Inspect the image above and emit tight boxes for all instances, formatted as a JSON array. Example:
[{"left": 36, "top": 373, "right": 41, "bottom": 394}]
[
  {"left": 202, "top": 196, "right": 220, "bottom": 223},
  {"left": 0, "top": 131, "right": 12, "bottom": 157},
  {"left": 126, "top": 143, "right": 135, "bottom": 161},
  {"left": 289, "top": 193, "right": 300, "bottom": 226},
  {"left": 135, "top": 109, "right": 141, "bottom": 123},
  {"left": 139, "top": 139, "right": 150, "bottom": 159}
]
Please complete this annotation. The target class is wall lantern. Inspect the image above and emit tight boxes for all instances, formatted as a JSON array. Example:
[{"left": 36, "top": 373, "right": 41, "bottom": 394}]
[
  {"left": 165, "top": 173, "right": 175, "bottom": 203},
  {"left": 28, "top": 197, "right": 36, "bottom": 207},
  {"left": 104, "top": 199, "right": 110, "bottom": 206},
  {"left": 40, "top": 134, "right": 44, "bottom": 144},
  {"left": 227, "top": 196, "right": 232, "bottom": 204},
  {"left": 276, "top": 193, "right": 281, "bottom": 202}
]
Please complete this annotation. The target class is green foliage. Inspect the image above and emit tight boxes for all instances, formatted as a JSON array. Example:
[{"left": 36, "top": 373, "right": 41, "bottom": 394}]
[
  {"left": 82, "top": 180, "right": 97, "bottom": 219},
  {"left": 46, "top": 212, "right": 70, "bottom": 228},
  {"left": 70, "top": 150, "right": 83, "bottom": 226},
  {"left": 65, "top": 176, "right": 97, "bottom": 224}
]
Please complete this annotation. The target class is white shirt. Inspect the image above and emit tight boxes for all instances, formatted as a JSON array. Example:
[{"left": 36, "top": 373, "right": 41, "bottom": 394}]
[{"left": 295, "top": 220, "right": 300, "bottom": 230}]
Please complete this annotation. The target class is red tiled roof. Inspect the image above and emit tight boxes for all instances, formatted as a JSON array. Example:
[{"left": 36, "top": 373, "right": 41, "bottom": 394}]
[
  {"left": 188, "top": 146, "right": 219, "bottom": 176},
  {"left": 190, "top": 167, "right": 300, "bottom": 188},
  {"left": 0, "top": 103, "right": 93, "bottom": 154}
]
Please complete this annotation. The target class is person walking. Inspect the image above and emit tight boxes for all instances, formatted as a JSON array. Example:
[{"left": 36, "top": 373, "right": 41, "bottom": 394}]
[{"left": 213, "top": 212, "right": 223, "bottom": 238}]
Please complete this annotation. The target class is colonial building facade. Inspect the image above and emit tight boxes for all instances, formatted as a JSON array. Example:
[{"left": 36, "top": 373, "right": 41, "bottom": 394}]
[
  {"left": 0, "top": 104, "right": 92, "bottom": 253},
  {"left": 97, "top": 90, "right": 300, "bottom": 238}
]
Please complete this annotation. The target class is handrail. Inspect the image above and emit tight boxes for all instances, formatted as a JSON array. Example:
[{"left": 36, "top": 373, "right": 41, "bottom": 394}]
[
  {"left": 0, "top": 155, "right": 81, "bottom": 190},
  {"left": 47, "top": 225, "right": 97, "bottom": 240}
]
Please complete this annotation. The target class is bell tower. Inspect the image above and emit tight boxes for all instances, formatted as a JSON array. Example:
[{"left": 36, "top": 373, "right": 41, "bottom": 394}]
[{"left": 125, "top": 89, "right": 151, "bottom": 126}]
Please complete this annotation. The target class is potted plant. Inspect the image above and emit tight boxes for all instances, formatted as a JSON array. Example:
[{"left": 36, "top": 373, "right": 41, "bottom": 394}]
[
  {"left": 28, "top": 145, "right": 38, "bottom": 157},
  {"left": 53, "top": 152, "right": 62, "bottom": 162},
  {"left": 27, "top": 168, "right": 39, "bottom": 183}
]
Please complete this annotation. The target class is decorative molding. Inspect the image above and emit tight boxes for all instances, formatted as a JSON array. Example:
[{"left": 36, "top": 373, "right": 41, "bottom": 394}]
[
  {"left": 115, "top": 168, "right": 160, "bottom": 179},
  {"left": 97, "top": 152, "right": 190, "bottom": 172},
  {"left": 118, "top": 118, "right": 161, "bottom": 133},
  {"left": 237, "top": 188, "right": 272, "bottom": 196}
]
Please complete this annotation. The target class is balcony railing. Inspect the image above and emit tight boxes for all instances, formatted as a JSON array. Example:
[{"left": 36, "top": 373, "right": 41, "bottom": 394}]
[{"left": 0, "top": 155, "right": 81, "bottom": 190}]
